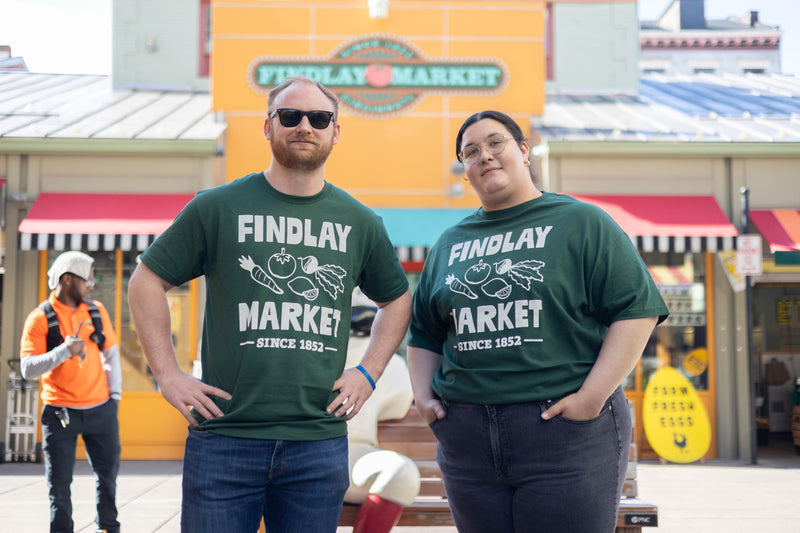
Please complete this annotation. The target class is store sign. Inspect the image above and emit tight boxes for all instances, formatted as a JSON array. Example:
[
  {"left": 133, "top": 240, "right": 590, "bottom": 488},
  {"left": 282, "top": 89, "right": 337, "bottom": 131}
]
[
  {"left": 643, "top": 367, "right": 711, "bottom": 463},
  {"left": 659, "top": 284, "right": 706, "bottom": 327},
  {"left": 624, "top": 514, "right": 658, "bottom": 527},
  {"left": 247, "top": 34, "right": 509, "bottom": 117},
  {"left": 681, "top": 348, "right": 708, "bottom": 377},
  {"left": 735, "top": 234, "right": 763, "bottom": 276}
]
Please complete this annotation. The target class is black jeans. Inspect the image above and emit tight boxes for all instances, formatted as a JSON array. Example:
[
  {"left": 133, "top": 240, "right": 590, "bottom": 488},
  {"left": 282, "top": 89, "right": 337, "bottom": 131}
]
[
  {"left": 41, "top": 400, "right": 121, "bottom": 533},
  {"left": 429, "top": 387, "right": 631, "bottom": 533}
]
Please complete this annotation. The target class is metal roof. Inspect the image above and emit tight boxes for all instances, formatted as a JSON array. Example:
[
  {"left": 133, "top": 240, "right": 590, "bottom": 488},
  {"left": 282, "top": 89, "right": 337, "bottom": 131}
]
[
  {"left": 537, "top": 74, "right": 800, "bottom": 143},
  {"left": 0, "top": 72, "right": 225, "bottom": 143},
  {"left": 3, "top": 71, "right": 799, "bottom": 147}
]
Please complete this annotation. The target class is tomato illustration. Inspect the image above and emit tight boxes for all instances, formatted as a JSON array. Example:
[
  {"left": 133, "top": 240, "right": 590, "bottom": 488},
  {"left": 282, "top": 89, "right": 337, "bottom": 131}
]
[
  {"left": 267, "top": 248, "right": 296, "bottom": 279},
  {"left": 464, "top": 260, "right": 491, "bottom": 285}
]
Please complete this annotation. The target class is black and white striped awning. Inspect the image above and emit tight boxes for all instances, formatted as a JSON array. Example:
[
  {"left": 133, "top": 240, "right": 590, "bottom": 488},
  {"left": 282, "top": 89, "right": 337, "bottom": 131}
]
[
  {"left": 630, "top": 234, "right": 736, "bottom": 253},
  {"left": 378, "top": 197, "right": 738, "bottom": 267},
  {"left": 18, "top": 233, "right": 160, "bottom": 252},
  {"left": 392, "top": 234, "right": 734, "bottom": 265},
  {"left": 17, "top": 192, "right": 193, "bottom": 251},
  {"left": 374, "top": 208, "right": 475, "bottom": 267},
  {"left": 569, "top": 194, "right": 738, "bottom": 253},
  {"left": 394, "top": 245, "right": 430, "bottom": 264}
]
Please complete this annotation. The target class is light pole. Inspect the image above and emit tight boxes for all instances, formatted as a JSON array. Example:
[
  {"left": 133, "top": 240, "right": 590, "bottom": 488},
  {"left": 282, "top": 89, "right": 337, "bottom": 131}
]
[{"left": 740, "top": 186, "right": 758, "bottom": 465}]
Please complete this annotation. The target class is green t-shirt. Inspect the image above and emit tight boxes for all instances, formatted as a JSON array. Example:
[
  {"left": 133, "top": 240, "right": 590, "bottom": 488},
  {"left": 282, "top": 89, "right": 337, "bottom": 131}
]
[
  {"left": 408, "top": 192, "right": 668, "bottom": 404},
  {"left": 141, "top": 172, "right": 409, "bottom": 440}
]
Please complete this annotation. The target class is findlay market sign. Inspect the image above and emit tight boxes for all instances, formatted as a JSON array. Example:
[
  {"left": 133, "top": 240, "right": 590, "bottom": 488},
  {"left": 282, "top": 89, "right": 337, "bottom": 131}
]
[{"left": 247, "top": 34, "right": 509, "bottom": 117}]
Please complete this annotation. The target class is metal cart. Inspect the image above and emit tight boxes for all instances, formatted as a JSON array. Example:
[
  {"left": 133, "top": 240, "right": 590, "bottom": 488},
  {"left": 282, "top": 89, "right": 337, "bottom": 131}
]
[{"left": 3, "top": 358, "right": 42, "bottom": 463}]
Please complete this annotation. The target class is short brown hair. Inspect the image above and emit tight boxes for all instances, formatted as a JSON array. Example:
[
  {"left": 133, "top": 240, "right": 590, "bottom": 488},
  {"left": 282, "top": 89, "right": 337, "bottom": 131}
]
[{"left": 267, "top": 75, "right": 339, "bottom": 120}]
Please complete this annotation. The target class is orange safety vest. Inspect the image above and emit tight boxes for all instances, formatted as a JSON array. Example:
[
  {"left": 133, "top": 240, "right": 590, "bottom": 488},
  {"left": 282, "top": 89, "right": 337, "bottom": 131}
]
[{"left": 20, "top": 292, "right": 118, "bottom": 408}]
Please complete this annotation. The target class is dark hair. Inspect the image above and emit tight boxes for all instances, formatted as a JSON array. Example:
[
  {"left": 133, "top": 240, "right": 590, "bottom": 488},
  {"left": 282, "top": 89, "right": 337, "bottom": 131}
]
[{"left": 455, "top": 110, "right": 526, "bottom": 160}]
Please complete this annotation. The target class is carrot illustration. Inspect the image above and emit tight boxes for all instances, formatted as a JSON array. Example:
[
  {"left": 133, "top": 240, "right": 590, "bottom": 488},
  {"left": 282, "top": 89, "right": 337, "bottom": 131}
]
[
  {"left": 446, "top": 274, "right": 478, "bottom": 299},
  {"left": 238, "top": 255, "right": 284, "bottom": 294}
]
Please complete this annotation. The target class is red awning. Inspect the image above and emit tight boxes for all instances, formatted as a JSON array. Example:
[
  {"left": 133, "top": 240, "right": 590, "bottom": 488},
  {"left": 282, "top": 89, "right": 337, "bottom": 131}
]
[
  {"left": 568, "top": 194, "right": 738, "bottom": 253},
  {"left": 18, "top": 192, "right": 194, "bottom": 251},
  {"left": 749, "top": 209, "right": 800, "bottom": 253}
]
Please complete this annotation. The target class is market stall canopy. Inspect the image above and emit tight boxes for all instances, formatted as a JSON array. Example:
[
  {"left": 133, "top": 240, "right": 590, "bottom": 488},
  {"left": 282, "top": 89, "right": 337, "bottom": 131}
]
[
  {"left": 749, "top": 209, "right": 800, "bottom": 265},
  {"left": 18, "top": 192, "right": 194, "bottom": 251},
  {"left": 373, "top": 208, "right": 474, "bottom": 265},
  {"left": 375, "top": 194, "right": 737, "bottom": 268},
  {"left": 568, "top": 194, "right": 737, "bottom": 253}
]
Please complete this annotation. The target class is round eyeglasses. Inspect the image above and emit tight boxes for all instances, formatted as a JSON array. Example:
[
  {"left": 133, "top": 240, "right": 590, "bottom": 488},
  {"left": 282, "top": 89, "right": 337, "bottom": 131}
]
[
  {"left": 269, "top": 108, "right": 335, "bottom": 129},
  {"left": 459, "top": 134, "right": 514, "bottom": 165}
]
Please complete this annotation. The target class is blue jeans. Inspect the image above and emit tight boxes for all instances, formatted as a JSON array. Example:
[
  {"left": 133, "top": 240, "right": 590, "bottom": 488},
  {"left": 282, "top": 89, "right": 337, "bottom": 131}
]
[
  {"left": 41, "top": 400, "right": 121, "bottom": 533},
  {"left": 429, "top": 386, "right": 631, "bottom": 533},
  {"left": 181, "top": 430, "right": 350, "bottom": 533}
]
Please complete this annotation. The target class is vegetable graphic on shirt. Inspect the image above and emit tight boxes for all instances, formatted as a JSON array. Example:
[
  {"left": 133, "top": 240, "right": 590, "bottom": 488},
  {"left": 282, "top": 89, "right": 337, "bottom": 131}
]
[
  {"left": 267, "top": 248, "right": 296, "bottom": 279},
  {"left": 296, "top": 255, "right": 346, "bottom": 299},
  {"left": 446, "top": 274, "right": 478, "bottom": 300},
  {"left": 298, "top": 255, "right": 319, "bottom": 274},
  {"left": 481, "top": 278, "right": 512, "bottom": 299},
  {"left": 238, "top": 255, "right": 284, "bottom": 294},
  {"left": 315, "top": 264, "right": 347, "bottom": 299},
  {"left": 494, "top": 258, "right": 512, "bottom": 275},
  {"left": 288, "top": 276, "right": 319, "bottom": 301},
  {"left": 506, "top": 259, "right": 546, "bottom": 290},
  {"left": 464, "top": 260, "right": 491, "bottom": 284}
]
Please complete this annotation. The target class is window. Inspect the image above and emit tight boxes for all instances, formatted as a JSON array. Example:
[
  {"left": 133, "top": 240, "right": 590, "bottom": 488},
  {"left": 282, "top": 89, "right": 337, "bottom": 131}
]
[
  {"left": 753, "top": 285, "right": 800, "bottom": 351},
  {"left": 54, "top": 250, "right": 196, "bottom": 393},
  {"left": 624, "top": 252, "right": 710, "bottom": 392},
  {"left": 119, "top": 254, "right": 195, "bottom": 392}
]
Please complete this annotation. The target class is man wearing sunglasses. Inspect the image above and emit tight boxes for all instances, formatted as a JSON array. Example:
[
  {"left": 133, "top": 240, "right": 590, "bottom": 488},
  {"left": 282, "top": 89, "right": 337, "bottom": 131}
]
[{"left": 129, "top": 75, "right": 411, "bottom": 533}]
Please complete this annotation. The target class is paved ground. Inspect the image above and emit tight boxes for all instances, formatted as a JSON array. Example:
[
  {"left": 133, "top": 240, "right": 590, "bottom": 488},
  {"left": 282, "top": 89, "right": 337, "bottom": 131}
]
[
  {"left": 1, "top": 436, "right": 798, "bottom": 532},
  {"left": 636, "top": 438, "right": 800, "bottom": 533}
]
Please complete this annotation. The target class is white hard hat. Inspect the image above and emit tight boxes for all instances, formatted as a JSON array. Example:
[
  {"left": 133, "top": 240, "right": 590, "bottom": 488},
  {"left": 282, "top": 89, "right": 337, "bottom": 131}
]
[{"left": 47, "top": 251, "right": 94, "bottom": 290}]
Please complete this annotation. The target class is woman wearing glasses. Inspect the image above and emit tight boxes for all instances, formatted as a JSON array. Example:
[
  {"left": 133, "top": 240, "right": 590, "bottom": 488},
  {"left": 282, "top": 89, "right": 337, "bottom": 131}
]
[{"left": 407, "top": 110, "right": 668, "bottom": 533}]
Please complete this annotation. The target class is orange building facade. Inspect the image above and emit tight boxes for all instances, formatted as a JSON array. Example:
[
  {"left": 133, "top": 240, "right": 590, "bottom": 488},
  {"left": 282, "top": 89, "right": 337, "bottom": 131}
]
[{"left": 211, "top": 0, "right": 546, "bottom": 208}]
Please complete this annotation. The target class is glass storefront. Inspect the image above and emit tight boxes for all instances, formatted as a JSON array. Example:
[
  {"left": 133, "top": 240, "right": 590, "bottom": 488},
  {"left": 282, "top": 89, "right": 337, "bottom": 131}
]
[
  {"left": 754, "top": 284, "right": 800, "bottom": 352},
  {"left": 752, "top": 283, "right": 800, "bottom": 434},
  {"left": 49, "top": 250, "right": 195, "bottom": 394},
  {"left": 624, "top": 252, "right": 710, "bottom": 392},
  {"left": 620, "top": 251, "right": 716, "bottom": 458}
]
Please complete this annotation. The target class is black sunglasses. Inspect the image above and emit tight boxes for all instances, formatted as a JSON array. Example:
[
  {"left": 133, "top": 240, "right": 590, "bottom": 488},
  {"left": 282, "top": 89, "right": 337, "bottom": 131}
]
[{"left": 269, "top": 108, "right": 335, "bottom": 129}]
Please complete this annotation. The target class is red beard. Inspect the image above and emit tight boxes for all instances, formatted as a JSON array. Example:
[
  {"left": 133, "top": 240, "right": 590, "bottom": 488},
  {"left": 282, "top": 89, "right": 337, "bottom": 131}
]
[{"left": 270, "top": 134, "right": 334, "bottom": 172}]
